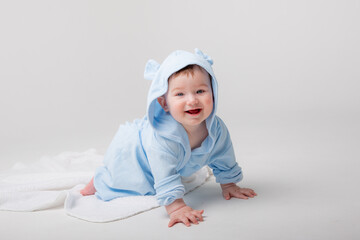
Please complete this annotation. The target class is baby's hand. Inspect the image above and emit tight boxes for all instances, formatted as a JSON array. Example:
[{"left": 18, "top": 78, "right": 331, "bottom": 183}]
[
  {"left": 168, "top": 205, "right": 204, "bottom": 227},
  {"left": 220, "top": 183, "right": 257, "bottom": 200}
]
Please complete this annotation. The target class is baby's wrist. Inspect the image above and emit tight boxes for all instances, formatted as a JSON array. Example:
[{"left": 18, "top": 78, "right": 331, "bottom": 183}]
[
  {"left": 165, "top": 198, "right": 187, "bottom": 215},
  {"left": 220, "top": 182, "right": 236, "bottom": 189}
]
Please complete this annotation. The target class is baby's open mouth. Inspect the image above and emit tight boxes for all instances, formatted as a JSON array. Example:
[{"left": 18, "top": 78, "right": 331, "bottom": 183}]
[{"left": 185, "top": 109, "right": 201, "bottom": 115}]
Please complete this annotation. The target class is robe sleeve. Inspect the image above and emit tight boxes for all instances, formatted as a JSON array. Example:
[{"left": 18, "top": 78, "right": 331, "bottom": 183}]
[
  {"left": 147, "top": 134, "right": 185, "bottom": 206},
  {"left": 208, "top": 117, "right": 243, "bottom": 184}
]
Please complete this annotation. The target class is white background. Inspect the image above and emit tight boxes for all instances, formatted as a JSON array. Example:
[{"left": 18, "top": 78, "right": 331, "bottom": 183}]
[{"left": 1, "top": 0, "right": 359, "bottom": 239}]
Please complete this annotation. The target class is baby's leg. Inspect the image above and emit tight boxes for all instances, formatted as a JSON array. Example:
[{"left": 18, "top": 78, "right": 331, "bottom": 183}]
[{"left": 80, "top": 177, "right": 96, "bottom": 196}]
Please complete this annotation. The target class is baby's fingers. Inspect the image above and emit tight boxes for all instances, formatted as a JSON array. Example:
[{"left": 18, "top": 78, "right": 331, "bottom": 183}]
[
  {"left": 193, "top": 210, "right": 204, "bottom": 222},
  {"left": 235, "top": 193, "right": 249, "bottom": 199},
  {"left": 231, "top": 191, "right": 249, "bottom": 199},
  {"left": 188, "top": 209, "right": 204, "bottom": 224},
  {"left": 223, "top": 191, "right": 231, "bottom": 200},
  {"left": 168, "top": 218, "right": 179, "bottom": 228},
  {"left": 168, "top": 216, "right": 190, "bottom": 227},
  {"left": 240, "top": 188, "right": 257, "bottom": 197},
  {"left": 181, "top": 216, "right": 191, "bottom": 227},
  {"left": 168, "top": 215, "right": 188, "bottom": 227},
  {"left": 186, "top": 214, "right": 199, "bottom": 225}
]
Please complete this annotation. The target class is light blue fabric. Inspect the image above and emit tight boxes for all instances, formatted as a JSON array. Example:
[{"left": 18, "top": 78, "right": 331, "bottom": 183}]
[{"left": 94, "top": 49, "right": 243, "bottom": 206}]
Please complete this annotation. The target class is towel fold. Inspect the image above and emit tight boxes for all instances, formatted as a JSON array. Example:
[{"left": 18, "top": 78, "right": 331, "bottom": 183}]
[{"left": 0, "top": 149, "right": 210, "bottom": 222}]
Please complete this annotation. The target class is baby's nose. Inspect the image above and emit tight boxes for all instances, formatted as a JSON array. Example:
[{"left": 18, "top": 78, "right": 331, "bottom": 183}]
[{"left": 187, "top": 94, "right": 199, "bottom": 105}]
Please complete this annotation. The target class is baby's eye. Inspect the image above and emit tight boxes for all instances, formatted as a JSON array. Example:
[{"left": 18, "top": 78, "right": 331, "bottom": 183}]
[
  {"left": 176, "top": 93, "right": 184, "bottom": 96},
  {"left": 196, "top": 90, "right": 205, "bottom": 94}
]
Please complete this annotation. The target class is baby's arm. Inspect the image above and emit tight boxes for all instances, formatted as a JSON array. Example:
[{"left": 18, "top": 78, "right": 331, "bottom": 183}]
[
  {"left": 220, "top": 183, "right": 257, "bottom": 200},
  {"left": 165, "top": 198, "right": 204, "bottom": 227}
]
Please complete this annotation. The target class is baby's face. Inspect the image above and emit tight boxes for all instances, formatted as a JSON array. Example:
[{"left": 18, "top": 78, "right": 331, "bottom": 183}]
[{"left": 158, "top": 66, "right": 213, "bottom": 131}]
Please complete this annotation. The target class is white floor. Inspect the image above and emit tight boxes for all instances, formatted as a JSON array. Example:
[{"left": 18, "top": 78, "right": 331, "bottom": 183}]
[{"left": 1, "top": 112, "right": 359, "bottom": 240}]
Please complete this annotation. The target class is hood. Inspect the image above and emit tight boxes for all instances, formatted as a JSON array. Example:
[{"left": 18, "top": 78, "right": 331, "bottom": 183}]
[{"left": 144, "top": 48, "right": 219, "bottom": 150}]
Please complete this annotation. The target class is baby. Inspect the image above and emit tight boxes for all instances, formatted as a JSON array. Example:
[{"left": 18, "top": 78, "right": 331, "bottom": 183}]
[{"left": 81, "top": 49, "right": 257, "bottom": 227}]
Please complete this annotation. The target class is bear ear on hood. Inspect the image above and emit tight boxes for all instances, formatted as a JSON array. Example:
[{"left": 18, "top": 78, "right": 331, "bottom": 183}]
[
  {"left": 144, "top": 59, "right": 160, "bottom": 81},
  {"left": 194, "top": 48, "right": 213, "bottom": 66}
]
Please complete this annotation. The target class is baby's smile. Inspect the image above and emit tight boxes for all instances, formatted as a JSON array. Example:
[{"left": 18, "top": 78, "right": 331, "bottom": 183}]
[{"left": 185, "top": 108, "right": 202, "bottom": 115}]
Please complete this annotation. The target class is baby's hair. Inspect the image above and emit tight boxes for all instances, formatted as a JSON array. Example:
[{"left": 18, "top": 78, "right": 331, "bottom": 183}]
[{"left": 169, "top": 64, "right": 210, "bottom": 80}]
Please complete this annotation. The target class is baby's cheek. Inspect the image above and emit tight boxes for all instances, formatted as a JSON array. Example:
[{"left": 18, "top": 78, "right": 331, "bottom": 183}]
[
  {"left": 171, "top": 102, "right": 185, "bottom": 114},
  {"left": 205, "top": 96, "right": 214, "bottom": 107}
]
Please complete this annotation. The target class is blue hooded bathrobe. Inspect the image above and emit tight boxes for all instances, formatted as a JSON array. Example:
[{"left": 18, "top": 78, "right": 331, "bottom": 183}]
[{"left": 94, "top": 49, "right": 243, "bottom": 206}]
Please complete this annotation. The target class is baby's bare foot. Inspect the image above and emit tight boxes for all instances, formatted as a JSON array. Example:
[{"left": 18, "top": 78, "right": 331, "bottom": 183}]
[{"left": 80, "top": 177, "right": 96, "bottom": 196}]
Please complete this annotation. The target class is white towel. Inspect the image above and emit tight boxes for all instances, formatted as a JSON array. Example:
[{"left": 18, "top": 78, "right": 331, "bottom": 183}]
[{"left": 0, "top": 149, "right": 211, "bottom": 222}]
